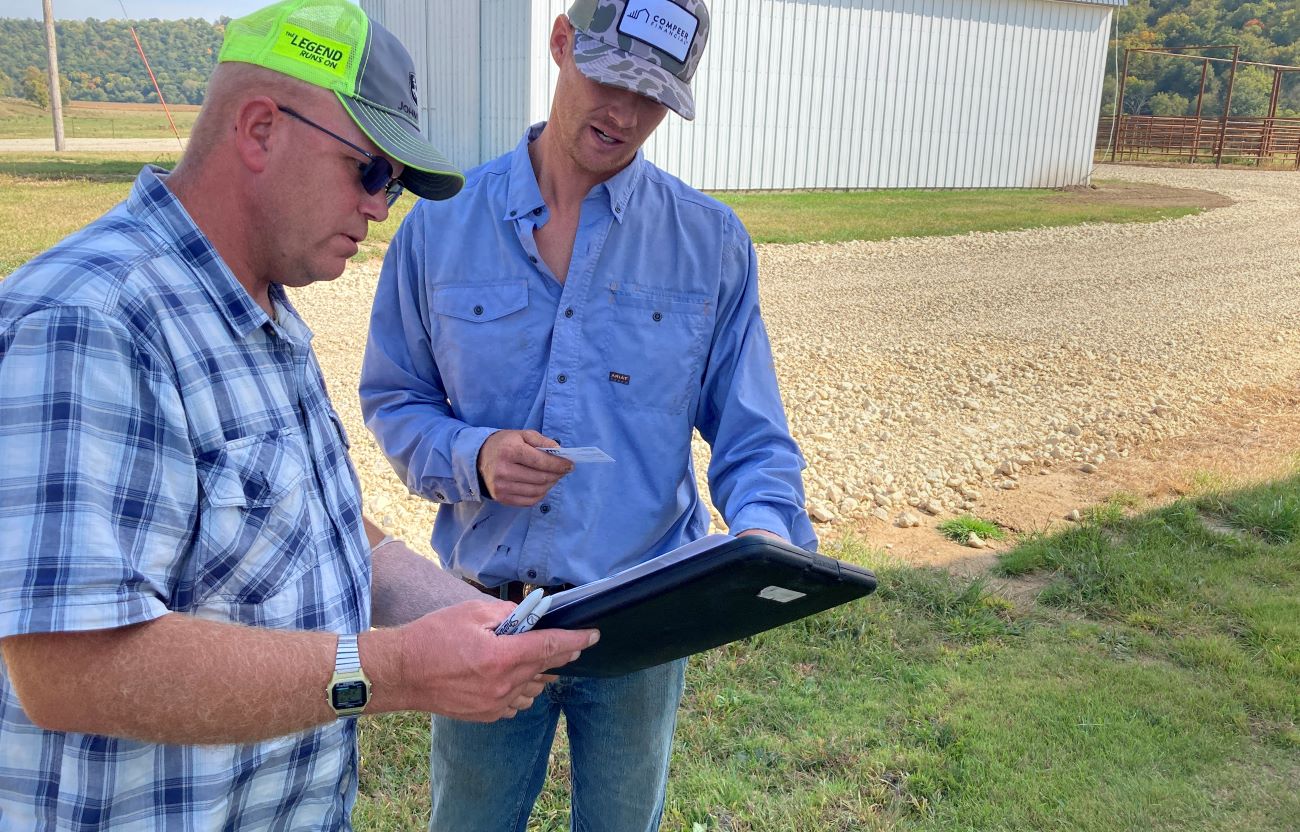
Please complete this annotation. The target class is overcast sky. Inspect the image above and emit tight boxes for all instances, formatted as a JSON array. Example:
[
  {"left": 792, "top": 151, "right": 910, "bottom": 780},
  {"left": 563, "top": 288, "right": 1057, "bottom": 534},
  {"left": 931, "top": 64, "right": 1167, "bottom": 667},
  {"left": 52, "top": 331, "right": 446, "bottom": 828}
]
[{"left": 9, "top": 0, "right": 359, "bottom": 22}]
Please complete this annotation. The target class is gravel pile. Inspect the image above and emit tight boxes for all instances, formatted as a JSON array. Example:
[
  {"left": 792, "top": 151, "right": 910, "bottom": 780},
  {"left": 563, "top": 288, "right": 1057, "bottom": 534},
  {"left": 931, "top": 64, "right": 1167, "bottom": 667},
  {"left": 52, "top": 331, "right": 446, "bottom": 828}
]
[{"left": 291, "top": 164, "right": 1300, "bottom": 552}]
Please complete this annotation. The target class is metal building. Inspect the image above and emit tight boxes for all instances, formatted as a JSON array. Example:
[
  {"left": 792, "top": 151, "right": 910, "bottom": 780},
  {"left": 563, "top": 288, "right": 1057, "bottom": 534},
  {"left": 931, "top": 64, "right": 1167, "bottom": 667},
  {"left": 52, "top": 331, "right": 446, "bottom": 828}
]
[{"left": 362, "top": 0, "right": 1124, "bottom": 189}]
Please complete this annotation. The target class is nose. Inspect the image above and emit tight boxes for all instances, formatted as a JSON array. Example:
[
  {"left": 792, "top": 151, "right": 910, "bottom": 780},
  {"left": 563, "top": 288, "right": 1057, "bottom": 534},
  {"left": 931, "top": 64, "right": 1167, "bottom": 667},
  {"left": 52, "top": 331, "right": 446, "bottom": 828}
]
[
  {"left": 360, "top": 187, "right": 390, "bottom": 223},
  {"left": 605, "top": 87, "right": 645, "bottom": 128}
]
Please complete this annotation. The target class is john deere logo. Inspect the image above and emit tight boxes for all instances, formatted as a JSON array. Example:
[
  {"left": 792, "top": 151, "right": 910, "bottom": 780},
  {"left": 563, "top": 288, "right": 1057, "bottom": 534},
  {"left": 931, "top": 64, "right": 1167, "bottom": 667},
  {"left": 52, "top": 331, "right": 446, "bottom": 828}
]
[{"left": 409, "top": 71, "right": 419, "bottom": 106}]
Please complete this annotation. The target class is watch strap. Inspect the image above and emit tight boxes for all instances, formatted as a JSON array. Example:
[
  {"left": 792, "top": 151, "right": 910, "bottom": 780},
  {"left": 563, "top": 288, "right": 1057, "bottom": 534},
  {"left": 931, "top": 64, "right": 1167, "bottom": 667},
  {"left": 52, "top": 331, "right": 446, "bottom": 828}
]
[{"left": 334, "top": 633, "right": 361, "bottom": 675}]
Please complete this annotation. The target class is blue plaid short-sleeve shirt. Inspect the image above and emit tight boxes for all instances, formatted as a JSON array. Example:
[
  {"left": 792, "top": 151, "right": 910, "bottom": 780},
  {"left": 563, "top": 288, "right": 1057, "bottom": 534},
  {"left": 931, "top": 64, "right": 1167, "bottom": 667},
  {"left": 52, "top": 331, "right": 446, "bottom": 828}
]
[{"left": 0, "top": 167, "right": 372, "bottom": 830}]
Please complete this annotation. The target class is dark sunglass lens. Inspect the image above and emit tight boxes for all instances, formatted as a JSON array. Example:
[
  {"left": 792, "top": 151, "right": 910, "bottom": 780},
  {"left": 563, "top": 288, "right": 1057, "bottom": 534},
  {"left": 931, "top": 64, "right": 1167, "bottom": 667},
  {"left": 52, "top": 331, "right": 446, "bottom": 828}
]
[
  {"left": 359, "top": 156, "right": 393, "bottom": 196},
  {"left": 385, "top": 181, "right": 404, "bottom": 207}
]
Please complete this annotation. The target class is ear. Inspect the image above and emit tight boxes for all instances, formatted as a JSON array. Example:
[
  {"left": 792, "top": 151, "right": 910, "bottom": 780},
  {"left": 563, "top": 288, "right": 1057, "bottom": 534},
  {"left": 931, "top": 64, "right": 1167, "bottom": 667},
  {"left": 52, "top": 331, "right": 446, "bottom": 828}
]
[
  {"left": 550, "top": 15, "right": 573, "bottom": 66},
  {"left": 232, "top": 96, "right": 278, "bottom": 174}
]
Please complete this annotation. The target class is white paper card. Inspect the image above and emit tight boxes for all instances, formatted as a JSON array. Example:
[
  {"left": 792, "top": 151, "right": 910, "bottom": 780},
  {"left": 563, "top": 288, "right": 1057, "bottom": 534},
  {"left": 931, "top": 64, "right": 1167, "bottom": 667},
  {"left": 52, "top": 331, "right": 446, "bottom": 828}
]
[{"left": 540, "top": 446, "right": 615, "bottom": 464}]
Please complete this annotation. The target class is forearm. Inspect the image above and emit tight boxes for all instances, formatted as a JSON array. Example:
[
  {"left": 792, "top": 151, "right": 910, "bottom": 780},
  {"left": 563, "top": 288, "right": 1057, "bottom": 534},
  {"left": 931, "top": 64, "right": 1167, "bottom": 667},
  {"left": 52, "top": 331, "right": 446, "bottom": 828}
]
[
  {"left": 0, "top": 601, "right": 580, "bottom": 743},
  {"left": 371, "top": 538, "right": 482, "bottom": 627},
  {"left": 2, "top": 614, "right": 340, "bottom": 745}
]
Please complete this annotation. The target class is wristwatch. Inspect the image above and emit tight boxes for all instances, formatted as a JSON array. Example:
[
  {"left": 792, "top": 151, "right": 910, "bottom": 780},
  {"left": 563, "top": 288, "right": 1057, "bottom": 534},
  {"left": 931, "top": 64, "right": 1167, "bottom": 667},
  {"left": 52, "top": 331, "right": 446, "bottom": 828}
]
[{"left": 326, "top": 633, "right": 371, "bottom": 718}]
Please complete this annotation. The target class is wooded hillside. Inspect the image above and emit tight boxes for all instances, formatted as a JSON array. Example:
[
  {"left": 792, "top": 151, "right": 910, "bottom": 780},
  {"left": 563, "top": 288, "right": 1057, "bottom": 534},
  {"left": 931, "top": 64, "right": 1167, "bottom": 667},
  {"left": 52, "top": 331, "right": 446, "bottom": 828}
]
[{"left": 0, "top": 3, "right": 1297, "bottom": 116}]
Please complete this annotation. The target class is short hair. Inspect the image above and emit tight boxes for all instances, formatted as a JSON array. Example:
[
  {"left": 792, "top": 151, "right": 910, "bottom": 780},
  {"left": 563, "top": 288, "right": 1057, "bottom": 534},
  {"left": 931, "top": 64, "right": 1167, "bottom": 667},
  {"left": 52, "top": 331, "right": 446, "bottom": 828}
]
[{"left": 175, "top": 63, "right": 332, "bottom": 172}]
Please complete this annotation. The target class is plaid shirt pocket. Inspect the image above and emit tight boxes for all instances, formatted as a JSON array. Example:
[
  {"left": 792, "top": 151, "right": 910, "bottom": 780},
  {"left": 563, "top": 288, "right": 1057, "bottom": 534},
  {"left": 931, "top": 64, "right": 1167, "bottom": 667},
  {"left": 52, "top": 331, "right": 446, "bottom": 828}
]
[{"left": 194, "top": 428, "right": 315, "bottom": 605}]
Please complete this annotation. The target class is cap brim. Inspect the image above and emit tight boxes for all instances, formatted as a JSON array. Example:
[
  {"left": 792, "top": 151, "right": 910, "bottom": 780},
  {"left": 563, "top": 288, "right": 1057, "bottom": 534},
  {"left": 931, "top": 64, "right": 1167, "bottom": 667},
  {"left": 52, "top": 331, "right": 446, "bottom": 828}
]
[
  {"left": 571, "top": 32, "right": 696, "bottom": 121},
  {"left": 339, "top": 93, "right": 465, "bottom": 201}
]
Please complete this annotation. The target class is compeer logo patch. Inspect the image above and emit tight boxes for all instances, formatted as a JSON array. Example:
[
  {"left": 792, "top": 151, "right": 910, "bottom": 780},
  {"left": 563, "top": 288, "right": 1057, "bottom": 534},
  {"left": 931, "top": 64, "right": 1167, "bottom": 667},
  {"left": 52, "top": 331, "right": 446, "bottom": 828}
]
[{"left": 618, "top": 0, "right": 699, "bottom": 63}]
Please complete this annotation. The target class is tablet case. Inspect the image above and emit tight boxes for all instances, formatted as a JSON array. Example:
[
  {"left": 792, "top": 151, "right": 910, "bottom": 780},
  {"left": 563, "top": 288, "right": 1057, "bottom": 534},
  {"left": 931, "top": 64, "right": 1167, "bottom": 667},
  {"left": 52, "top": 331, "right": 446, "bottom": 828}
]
[{"left": 533, "top": 536, "right": 877, "bottom": 677}]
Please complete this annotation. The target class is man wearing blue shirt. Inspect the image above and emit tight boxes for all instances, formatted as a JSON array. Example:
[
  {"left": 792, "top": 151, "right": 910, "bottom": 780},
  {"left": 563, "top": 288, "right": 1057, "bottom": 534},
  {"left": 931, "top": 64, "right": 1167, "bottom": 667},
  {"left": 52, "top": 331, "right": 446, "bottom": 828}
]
[{"left": 360, "top": 0, "right": 815, "bottom": 829}]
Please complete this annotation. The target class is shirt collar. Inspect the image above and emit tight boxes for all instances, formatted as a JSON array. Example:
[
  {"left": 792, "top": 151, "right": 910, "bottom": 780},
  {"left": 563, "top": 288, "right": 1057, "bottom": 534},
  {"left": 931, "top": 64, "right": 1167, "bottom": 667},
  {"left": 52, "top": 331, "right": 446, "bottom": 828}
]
[
  {"left": 504, "top": 122, "right": 645, "bottom": 225},
  {"left": 126, "top": 165, "right": 275, "bottom": 340}
]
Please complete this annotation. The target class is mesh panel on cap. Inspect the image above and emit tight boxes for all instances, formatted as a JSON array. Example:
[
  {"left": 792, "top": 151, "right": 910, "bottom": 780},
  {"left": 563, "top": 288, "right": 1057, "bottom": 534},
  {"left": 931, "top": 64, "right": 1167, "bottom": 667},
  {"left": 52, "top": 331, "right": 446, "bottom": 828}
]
[{"left": 219, "top": 0, "right": 367, "bottom": 96}]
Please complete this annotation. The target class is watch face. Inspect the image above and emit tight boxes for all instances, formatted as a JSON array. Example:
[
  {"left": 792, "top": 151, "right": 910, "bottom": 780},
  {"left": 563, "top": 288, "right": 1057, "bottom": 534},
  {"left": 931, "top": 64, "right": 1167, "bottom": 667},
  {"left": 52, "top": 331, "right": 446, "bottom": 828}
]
[{"left": 332, "top": 680, "right": 369, "bottom": 711}]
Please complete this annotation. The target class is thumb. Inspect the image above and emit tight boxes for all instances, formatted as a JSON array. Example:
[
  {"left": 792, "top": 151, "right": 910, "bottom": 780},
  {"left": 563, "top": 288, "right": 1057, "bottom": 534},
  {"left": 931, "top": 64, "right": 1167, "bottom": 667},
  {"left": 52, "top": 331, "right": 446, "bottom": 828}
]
[
  {"left": 520, "top": 430, "right": 561, "bottom": 449},
  {"left": 514, "top": 627, "right": 600, "bottom": 666}
]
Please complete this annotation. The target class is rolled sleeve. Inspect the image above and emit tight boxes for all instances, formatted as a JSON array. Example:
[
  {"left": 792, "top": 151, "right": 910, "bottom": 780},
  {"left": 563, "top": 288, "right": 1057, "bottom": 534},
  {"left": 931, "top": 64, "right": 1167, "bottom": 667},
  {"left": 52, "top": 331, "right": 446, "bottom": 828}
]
[{"left": 0, "top": 307, "right": 190, "bottom": 639}]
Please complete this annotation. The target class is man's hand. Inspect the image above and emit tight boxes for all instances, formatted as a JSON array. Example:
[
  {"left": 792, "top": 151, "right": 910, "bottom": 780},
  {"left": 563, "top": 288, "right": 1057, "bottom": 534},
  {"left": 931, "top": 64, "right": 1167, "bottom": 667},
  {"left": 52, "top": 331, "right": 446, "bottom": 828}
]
[
  {"left": 372, "top": 599, "right": 597, "bottom": 721},
  {"left": 477, "top": 430, "right": 574, "bottom": 506}
]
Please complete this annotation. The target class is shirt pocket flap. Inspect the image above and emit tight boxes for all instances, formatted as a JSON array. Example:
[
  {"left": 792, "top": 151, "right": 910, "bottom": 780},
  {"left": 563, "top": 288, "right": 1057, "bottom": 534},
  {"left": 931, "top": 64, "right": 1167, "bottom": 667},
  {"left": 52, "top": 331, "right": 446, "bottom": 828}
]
[
  {"left": 197, "top": 431, "right": 308, "bottom": 509},
  {"left": 606, "top": 282, "right": 713, "bottom": 316},
  {"left": 432, "top": 281, "right": 529, "bottom": 322}
]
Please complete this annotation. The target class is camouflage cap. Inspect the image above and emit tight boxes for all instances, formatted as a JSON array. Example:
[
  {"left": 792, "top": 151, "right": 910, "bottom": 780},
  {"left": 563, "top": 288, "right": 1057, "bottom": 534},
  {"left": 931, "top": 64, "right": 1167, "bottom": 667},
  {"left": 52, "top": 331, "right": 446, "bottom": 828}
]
[{"left": 566, "top": 0, "right": 709, "bottom": 121}]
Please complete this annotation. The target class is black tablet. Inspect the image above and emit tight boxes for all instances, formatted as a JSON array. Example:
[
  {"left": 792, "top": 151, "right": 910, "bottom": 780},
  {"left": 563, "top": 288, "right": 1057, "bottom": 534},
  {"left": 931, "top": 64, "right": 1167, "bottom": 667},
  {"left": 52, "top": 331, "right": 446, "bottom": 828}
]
[{"left": 533, "top": 535, "right": 877, "bottom": 677}]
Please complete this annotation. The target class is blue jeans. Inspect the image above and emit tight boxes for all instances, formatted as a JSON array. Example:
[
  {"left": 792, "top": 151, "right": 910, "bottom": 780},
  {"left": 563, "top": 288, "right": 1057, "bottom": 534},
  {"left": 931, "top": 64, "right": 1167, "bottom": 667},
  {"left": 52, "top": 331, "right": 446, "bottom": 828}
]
[{"left": 428, "top": 658, "right": 687, "bottom": 832}]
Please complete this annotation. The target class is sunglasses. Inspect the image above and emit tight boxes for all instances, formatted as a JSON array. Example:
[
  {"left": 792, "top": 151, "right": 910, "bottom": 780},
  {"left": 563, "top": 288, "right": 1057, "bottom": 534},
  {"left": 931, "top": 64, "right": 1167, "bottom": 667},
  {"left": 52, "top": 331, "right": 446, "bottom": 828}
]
[{"left": 276, "top": 104, "right": 405, "bottom": 207}]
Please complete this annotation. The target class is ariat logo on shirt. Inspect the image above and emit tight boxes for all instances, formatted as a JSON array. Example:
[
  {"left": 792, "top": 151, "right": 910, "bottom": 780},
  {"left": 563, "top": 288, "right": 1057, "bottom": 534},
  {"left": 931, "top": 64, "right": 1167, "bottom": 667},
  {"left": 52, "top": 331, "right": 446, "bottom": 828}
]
[
  {"left": 609, "top": 372, "right": 631, "bottom": 385},
  {"left": 273, "top": 26, "right": 351, "bottom": 75}
]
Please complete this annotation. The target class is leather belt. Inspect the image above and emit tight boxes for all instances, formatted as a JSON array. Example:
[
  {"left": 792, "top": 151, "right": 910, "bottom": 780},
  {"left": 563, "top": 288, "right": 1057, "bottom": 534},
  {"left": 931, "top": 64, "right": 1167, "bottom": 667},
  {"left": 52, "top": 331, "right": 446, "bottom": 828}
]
[{"left": 466, "top": 578, "right": 575, "bottom": 604}]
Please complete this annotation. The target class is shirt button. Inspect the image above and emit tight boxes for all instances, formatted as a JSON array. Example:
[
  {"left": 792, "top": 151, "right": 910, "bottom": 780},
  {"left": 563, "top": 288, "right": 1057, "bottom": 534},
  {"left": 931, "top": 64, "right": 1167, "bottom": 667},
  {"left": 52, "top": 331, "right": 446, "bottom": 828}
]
[
  {"left": 527, "top": 569, "right": 538, "bottom": 579},
  {"left": 473, "top": 305, "right": 484, "bottom": 316},
  {"left": 509, "top": 210, "right": 517, "bottom": 217},
  {"left": 564, "top": 308, "right": 574, "bottom": 318},
  {"left": 652, "top": 311, "right": 663, "bottom": 322},
  {"left": 615, "top": 205, "right": 623, "bottom": 213},
  {"left": 532, "top": 208, "right": 543, "bottom": 216},
  {"left": 434, "top": 491, "right": 445, "bottom": 501},
  {"left": 557, "top": 373, "right": 567, "bottom": 384},
  {"left": 529, "top": 256, "right": 538, "bottom": 264},
  {"left": 540, "top": 504, "right": 551, "bottom": 514}
]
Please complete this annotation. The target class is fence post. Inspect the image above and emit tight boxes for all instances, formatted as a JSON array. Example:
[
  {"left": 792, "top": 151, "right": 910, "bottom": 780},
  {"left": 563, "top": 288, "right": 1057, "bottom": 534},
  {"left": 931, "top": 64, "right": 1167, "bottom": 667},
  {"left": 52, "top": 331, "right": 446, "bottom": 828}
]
[
  {"left": 1216, "top": 47, "right": 1241, "bottom": 169},
  {"left": 1111, "top": 49, "right": 1131, "bottom": 163}
]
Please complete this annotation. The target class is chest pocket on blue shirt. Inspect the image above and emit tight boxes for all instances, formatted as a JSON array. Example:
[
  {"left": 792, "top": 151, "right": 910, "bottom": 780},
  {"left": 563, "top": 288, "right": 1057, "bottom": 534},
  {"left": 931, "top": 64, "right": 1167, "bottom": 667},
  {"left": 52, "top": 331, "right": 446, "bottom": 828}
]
[
  {"left": 598, "top": 282, "right": 713, "bottom": 414},
  {"left": 193, "top": 429, "right": 313, "bottom": 605},
  {"left": 430, "top": 281, "right": 540, "bottom": 406}
]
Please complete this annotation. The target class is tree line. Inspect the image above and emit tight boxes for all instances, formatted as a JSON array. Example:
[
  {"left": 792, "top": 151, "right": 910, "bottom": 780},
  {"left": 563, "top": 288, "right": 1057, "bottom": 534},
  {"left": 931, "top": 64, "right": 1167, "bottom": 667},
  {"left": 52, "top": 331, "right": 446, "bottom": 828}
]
[
  {"left": 1104, "top": 0, "right": 1300, "bottom": 118},
  {"left": 0, "top": 3, "right": 1298, "bottom": 117},
  {"left": 0, "top": 17, "right": 224, "bottom": 106}
]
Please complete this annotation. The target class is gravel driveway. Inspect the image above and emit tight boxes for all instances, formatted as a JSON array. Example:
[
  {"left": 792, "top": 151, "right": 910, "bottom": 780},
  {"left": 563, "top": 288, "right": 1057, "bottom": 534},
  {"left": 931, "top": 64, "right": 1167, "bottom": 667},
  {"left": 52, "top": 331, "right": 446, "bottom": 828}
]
[{"left": 290, "top": 164, "right": 1300, "bottom": 552}]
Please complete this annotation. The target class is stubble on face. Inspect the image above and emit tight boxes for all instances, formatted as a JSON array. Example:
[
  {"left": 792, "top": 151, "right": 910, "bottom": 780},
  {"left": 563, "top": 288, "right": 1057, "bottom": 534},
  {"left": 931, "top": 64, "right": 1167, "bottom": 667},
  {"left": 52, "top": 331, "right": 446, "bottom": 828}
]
[{"left": 549, "top": 38, "right": 668, "bottom": 183}]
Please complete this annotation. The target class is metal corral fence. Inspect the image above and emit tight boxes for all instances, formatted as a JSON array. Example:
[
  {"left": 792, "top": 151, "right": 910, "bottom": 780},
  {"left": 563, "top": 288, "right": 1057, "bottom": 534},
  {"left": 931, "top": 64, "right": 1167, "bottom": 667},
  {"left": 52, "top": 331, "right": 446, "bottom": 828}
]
[
  {"left": 1095, "top": 115, "right": 1300, "bottom": 169},
  {"left": 1094, "top": 46, "right": 1300, "bottom": 169}
]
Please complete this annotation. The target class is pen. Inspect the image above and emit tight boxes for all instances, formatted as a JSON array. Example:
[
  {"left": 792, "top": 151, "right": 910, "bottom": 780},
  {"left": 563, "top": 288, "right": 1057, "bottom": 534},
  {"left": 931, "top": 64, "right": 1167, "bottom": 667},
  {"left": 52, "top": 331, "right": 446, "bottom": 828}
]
[
  {"left": 513, "top": 594, "right": 553, "bottom": 635},
  {"left": 494, "top": 587, "right": 545, "bottom": 636}
]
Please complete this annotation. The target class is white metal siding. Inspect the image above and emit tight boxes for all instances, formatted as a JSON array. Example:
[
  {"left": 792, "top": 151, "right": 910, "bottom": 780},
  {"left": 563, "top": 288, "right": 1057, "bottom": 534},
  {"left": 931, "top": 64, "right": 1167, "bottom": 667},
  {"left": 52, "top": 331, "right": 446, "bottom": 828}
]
[{"left": 366, "top": 0, "right": 1116, "bottom": 189}]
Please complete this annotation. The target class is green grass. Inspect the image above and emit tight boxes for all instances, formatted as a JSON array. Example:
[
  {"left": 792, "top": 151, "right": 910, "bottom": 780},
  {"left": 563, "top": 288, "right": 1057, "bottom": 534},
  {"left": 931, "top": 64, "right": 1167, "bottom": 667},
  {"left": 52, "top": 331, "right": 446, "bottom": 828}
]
[
  {"left": 0, "top": 97, "right": 198, "bottom": 140},
  {"left": 0, "top": 153, "right": 414, "bottom": 278},
  {"left": 711, "top": 185, "right": 1207, "bottom": 244},
  {"left": 353, "top": 476, "right": 1300, "bottom": 830},
  {"left": 936, "top": 515, "right": 1007, "bottom": 544},
  {"left": 0, "top": 153, "right": 1216, "bottom": 281}
]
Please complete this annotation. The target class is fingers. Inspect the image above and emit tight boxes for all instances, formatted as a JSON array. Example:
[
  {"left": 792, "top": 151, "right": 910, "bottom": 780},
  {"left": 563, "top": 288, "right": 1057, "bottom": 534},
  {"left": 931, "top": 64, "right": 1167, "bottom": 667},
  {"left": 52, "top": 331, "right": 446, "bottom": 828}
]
[
  {"left": 478, "top": 431, "right": 574, "bottom": 506},
  {"left": 511, "top": 627, "right": 599, "bottom": 673}
]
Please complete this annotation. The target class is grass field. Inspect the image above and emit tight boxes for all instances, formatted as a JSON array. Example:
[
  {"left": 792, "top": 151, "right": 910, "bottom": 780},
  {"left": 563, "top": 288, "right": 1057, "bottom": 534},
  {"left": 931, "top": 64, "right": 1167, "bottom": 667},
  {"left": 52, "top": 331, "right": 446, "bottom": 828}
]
[
  {"left": 715, "top": 187, "right": 1206, "bottom": 244},
  {"left": 0, "top": 153, "right": 1211, "bottom": 280},
  {"left": 354, "top": 472, "right": 1300, "bottom": 831},
  {"left": 0, "top": 97, "right": 198, "bottom": 140}
]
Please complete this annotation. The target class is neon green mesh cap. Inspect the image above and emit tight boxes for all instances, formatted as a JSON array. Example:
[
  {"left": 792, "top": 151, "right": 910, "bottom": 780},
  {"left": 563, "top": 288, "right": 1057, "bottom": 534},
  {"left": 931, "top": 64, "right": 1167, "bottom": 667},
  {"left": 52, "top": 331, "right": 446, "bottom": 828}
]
[{"left": 219, "top": 0, "right": 463, "bottom": 200}]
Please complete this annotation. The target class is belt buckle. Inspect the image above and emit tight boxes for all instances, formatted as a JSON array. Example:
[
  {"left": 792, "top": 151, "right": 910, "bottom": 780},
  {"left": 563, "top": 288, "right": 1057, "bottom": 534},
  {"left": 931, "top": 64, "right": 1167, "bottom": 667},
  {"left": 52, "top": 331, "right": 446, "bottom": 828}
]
[{"left": 520, "top": 582, "right": 541, "bottom": 599}]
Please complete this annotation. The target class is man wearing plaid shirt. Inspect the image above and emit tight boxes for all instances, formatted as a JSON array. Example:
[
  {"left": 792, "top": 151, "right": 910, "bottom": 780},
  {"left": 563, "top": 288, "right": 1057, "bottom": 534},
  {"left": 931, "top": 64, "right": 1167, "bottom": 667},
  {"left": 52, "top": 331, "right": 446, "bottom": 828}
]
[{"left": 0, "top": 2, "right": 595, "bottom": 829}]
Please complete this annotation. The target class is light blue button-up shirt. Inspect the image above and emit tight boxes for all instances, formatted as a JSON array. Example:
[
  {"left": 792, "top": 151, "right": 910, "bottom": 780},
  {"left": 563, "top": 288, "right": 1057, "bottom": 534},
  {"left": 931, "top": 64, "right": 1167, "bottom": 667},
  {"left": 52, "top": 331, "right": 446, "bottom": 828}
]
[{"left": 361, "top": 124, "right": 815, "bottom": 588}]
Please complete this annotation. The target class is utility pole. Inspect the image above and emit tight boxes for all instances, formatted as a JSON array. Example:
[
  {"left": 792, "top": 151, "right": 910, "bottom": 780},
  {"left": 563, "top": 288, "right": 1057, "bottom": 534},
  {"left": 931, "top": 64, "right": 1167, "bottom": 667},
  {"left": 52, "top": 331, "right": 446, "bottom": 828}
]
[{"left": 42, "top": 0, "right": 66, "bottom": 151}]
